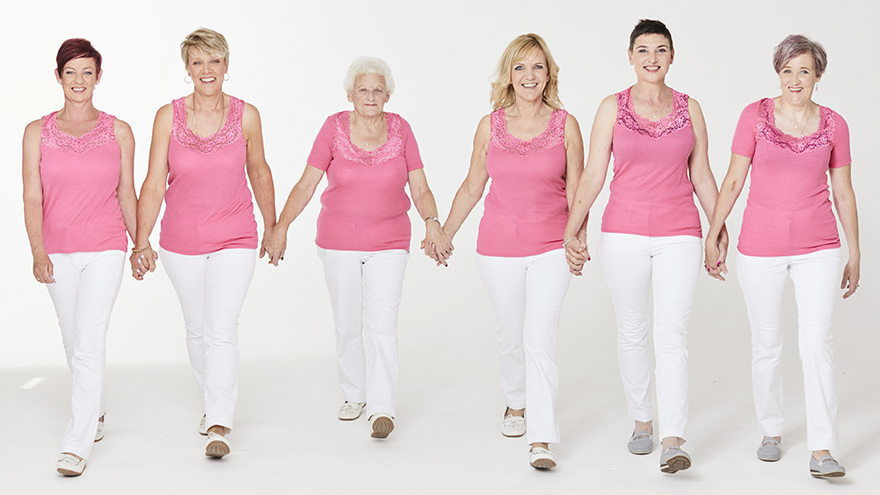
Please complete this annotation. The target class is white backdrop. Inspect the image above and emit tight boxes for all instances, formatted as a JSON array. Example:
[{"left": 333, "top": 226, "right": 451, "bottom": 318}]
[{"left": 1, "top": 0, "right": 876, "bottom": 382}]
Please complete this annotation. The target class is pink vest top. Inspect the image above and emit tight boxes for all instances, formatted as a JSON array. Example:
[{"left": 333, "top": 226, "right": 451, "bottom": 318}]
[
  {"left": 307, "top": 111, "right": 424, "bottom": 252},
  {"left": 601, "top": 87, "right": 702, "bottom": 238},
  {"left": 731, "top": 99, "right": 851, "bottom": 256},
  {"left": 39, "top": 111, "right": 127, "bottom": 254},
  {"left": 477, "top": 108, "right": 569, "bottom": 257},
  {"left": 160, "top": 96, "right": 257, "bottom": 255}
]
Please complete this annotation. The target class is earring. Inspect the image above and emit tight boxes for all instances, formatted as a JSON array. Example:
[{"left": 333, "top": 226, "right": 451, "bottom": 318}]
[
  {"left": 184, "top": 74, "right": 192, "bottom": 84},
  {"left": 815, "top": 82, "right": 819, "bottom": 92},
  {"left": 224, "top": 73, "right": 230, "bottom": 82}
]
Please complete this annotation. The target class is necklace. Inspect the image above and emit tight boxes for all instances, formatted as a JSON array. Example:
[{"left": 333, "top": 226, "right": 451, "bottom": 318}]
[
  {"left": 192, "top": 97, "right": 225, "bottom": 141},
  {"left": 779, "top": 104, "right": 810, "bottom": 137},
  {"left": 634, "top": 88, "right": 666, "bottom": 121}
]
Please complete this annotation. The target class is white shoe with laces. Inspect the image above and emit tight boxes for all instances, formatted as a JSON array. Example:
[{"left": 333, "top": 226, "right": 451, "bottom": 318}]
[
  {"left": 205, "top": 432, "right": 230, "bottom": 458},
  {"left": 57, "top": 453, "right": 86, "bottom": 476},
  {"left": 94, "top": 416, "right": 105, "bottom": 442},
  {"left": 529, "top": 447, "right": 557, "bottom": 469},
  {"left": 338, "top": 401, "right": 367, "bottom": 421},
  {"left": 501, "top": 409, "right": 525, "bottom": 438},
  {"left": 199, "top": 415, "right": 207, "bottom": 435}
]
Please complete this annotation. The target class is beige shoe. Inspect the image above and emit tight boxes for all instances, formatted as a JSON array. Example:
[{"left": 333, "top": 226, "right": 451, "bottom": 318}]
[
  {"left": 369, "top": 414, "right": 394, "bottom": 439},
  {"left": 205, "top": 432, "right": 230, "bottom": 458},
  {"left": 529, "top": 447, "right": 557, "bottom": 469}
]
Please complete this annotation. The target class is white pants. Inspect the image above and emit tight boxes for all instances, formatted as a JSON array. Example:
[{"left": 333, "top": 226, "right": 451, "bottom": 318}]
[
  {"left": 318, "top": 248, "right": 408, "bottom": 419},
  {"left": 476, "top": 249, "right": 571, "bottom": 445},
  {"left": 161, "top": 248, "right": 256, "bottom": 431},
  {"left": 598, "top": 233, "right": 701, "bottom": 441},
  {"left": 737, "top": 248, "right": 840, "bottom": 451},
  {"left": 46, "top": 250, "right": 125, "bottom": 459}
]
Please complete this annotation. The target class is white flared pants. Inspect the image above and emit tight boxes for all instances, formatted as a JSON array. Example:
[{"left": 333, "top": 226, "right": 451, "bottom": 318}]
[
  {"left": 318, "top": 248, "right": 408, "bottom": 419},
  {"left": 161, "top": 248, "right": 256, "bottom": 431},
  {"left": 598, "top": 233, "right": 701, "bottom": 441},
  {"left": 736, "top": 248, "right": 841, "bottom": 451},
  {"left": 476, "top": 248, "right": 571, "bottom": 445},
  {"left": 47, "top": 250, "right": 125, "bottom": 459}
]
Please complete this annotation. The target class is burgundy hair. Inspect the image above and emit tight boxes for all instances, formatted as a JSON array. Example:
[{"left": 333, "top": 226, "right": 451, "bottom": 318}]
[{"left": 56, "top": 38, "right": 102, "bottom": 75}]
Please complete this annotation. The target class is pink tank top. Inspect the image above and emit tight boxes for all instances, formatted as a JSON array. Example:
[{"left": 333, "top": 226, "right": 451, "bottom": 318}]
[
  {"left": 477, "top": 108, "right": 569, "bottom": 257},
  {"left": 160, "top": 96, "right": 257, "bottom": 255},
  {"left": 39, "top": 111, "right": 127, "bottom": 254},
  {"left": 601, "top": 87, "right": 702, "bottom": 238},
  {"left": 731, "top": 99, "right": 851, "bottom": 256}
]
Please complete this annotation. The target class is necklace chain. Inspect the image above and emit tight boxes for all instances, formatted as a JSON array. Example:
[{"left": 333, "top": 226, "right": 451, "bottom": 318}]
[
  {"left": 634, "top": 88, "right": 665, "bottom": 121},
  {"left": 780, "top": 105, "right": 809, "bottom": 138},
  {"left": 192, "top": 97, "right": 226, "bottom": 141}
]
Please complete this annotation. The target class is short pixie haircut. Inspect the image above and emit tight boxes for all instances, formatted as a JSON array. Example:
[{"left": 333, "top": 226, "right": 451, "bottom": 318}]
[
  {"left": 629, "top": 19, "right": 673, "bottom": 52},
  {"left": 773, "top": 34, "right": 827, "bottom": 76},
  {"left": 180, "top": 28, "right": 229, "bottom": 67},
  {"left": 490, "top": 33, "right": 562, "bottom": 111},
  {"left": 56, "top": 38, "right": 102, "bottom": 75},
  {"left": 343, "top": 56, "right": 395, "bottom": 95}
]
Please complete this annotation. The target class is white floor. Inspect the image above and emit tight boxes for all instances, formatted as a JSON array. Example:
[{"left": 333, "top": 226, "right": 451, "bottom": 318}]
[{"left": 4, "top": 330, "right": 878, "bottom": 495}]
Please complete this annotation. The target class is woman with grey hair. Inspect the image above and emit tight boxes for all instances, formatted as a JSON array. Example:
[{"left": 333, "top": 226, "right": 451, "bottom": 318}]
[
  {"left": 131, "top": 27, "right": 279, "bottom": 458},
  {"left": 705, "top": 34, "right": 859, "bottom": 479},
  {"left": 265, "top": 56, "right": 451, "bottom": 438}
]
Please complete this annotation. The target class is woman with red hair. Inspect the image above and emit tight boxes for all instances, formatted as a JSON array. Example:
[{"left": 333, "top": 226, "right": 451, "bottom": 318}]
[{"left": 22, "top": 38, "right": 137, "bottom": 476}]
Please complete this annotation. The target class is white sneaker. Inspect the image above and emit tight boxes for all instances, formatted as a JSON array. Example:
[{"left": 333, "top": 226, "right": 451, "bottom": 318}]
[
  {"left": 338, "top": 401, "right": 367, "bottom": 421},
  {"left": 205, "top": 432, "right": 230, "bottom": 458},
  {"left": 369, "top": 413, "right": 394, "bottom": 439},
  {"left": 199, "top": 415, "right": 207, "bottom": 435},
  {"left": 94, "top": 416, "right": 104, "bottom": 442},
  {"left": 501, "top": 410, "right": 526, "bottom": 438},
  {"left": 529, "top": 447, "right": 557, "bottom": 469},
  {"left": 57, "top": 453, "right": 86, "bottom": 476}
]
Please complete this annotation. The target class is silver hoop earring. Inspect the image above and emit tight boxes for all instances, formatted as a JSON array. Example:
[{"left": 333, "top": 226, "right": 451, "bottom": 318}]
[
  {"left": 184, "top": 74, "right": 192, "bottom": 84},
  {"left": 224, "top": 73, "right": 230, "bottom": 82}
]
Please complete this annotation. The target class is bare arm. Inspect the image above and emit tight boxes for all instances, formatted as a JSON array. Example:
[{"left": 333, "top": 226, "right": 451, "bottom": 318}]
[
  {"left": 22, "top": 119, "right": 53, "bottom": 283},
  {"left": 130, "top": 104, "right": 172, "bottom": 280},
  {"left": 704, "top": 152, "right": 751, "bottom": 281},
  {"left": 829, "top": 165, "right": 860, "bottom": 298},
  {"left": 242, "top": 103, "right": 278, "bottom": 263},
  {"left": 114, "top": 118, "right": 138, "bottom": 244},
  {"left": 441, "top": 115, "right": 491, "bottom": 239},
  {"left": 263, "top": 164, "right": 325, "bottom": 265},
  {"left": 562, "top": 95, "right": 616, "bottom": 274},
  {"left": 409, "top": 168, "right": 453, "bottom": 266}
]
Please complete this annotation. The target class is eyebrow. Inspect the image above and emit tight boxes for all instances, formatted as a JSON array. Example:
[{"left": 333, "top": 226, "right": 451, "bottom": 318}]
[{"left": 635, "top": 44, "right": 669, "bottom": 49}]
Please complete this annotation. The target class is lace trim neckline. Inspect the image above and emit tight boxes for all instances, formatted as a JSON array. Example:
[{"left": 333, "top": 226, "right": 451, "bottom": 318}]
[
  {"left": 616, "top": 87, "right": 690, "bottom": 140},
  {"left": 490, "top": 107, "right": 567, "bottom": 157},
  {"left": 171, "top": 96, "right": 244, "bottom": 154},
  {"left": 41, "top": 110, "right": 116, "bottom": 154},
  {"left": 332, "top": 111, "right": 405, "bottom": 167},
  {"left": 756, "top": 98, "right": 834, "bottom": 154}
]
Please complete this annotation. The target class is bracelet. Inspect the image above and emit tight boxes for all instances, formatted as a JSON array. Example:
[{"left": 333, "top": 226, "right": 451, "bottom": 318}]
[
  {"left": 132, "top": 245, "right": 152, "bottom": 254},
  {"left": 563, "top": 237, "right": 577, "bottom": 247},
  {"left": 425, "top": 216, "right": 440, "bottom": 224}
]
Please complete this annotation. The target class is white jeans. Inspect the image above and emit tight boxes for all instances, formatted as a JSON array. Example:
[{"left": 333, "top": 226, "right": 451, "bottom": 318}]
[
  {"left": 161, "top": 248, "right": 256, "bottom": 431},
  {"left": 598, "top": 233, "right": 701, "bottom": 441},
  {"left": 318, "top": 248, "right": 408, "bottom": 419},
  {"left": 46, "top": 250, "right": 125, "bottom": 459},
  {"left": 476, "top": 249, "right": 571, "bottom": 445},
  {"left": 737, "top": 248, "right": 841, "bottom": 451}
]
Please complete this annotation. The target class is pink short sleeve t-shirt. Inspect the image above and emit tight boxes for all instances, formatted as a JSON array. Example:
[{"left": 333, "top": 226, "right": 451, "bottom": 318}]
[
  {"left": 160, "top": 96, "right": 258, "bottom": 255},
  {"left": 477, "top": 108, "right": 569, "bottom": 257},
  {"left": 601, "top": 87, "right": 702, "bottom": 238},
  {"left": 39, "top": 111, "right": 127, "bottom": 254},
  {"left": 731, "top": 98, "right": 851, "bottom": 257},
  {"left": 307, "top": 111, "right": 423, "bottom": 252}
]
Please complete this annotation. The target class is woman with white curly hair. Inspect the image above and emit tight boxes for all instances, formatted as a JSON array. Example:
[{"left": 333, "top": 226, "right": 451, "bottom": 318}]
[{"left": 265, "top": 56, "right": 451, "bottom": 439}]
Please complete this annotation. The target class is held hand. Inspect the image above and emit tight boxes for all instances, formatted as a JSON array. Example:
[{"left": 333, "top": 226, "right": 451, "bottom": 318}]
[
  {"left": 33, "top": 252, "right": 55, "bottom": 284},
  {"left": 565, "top": 232, "right": 590, "bottom": 276},
  {"left": 261, "top": 227, "right": 286, "bottom": 267},
  {"left": 130, "top": 248, "right": 158, "bottom": 281},
  {"left": 422, "top": 222, "right": 453, "bottom": 267},
  {"left": 840, "top": 258, "right": 860, "bottom": 299}
]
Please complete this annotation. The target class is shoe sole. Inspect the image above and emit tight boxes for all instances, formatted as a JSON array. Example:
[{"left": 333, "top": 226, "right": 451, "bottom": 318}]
[
  {"left": 338, "top": 415, "right": 362, "bottom": 421},
  {"left": 94, "top": 433, "right": 104, "bottom": 442},
  {"left": 206, "top": 440, "right": 230, "bottom": 458},
  {"left": 758, "top": 455, "right": 781, "bottom": 462},
  {"left": 502, "top": 431, "right": 525, "bottom": 438},
  {"left": 811, "top": 470, "right": 845, "bottom": 478},
  {"left": 628, "top": 445, "right": 653, "bottom": 455},
  {"left": 661, "top": 454, "right": 691, "bottom": 474},
  {"left": 530, "top": 459, "right": 556, "bottom": 469},
  {"left": 57, "top": 467, "right": 84, "bottom": 476},
  {"left": 371, "top": 416, "right": 394, "bottom": 438}
]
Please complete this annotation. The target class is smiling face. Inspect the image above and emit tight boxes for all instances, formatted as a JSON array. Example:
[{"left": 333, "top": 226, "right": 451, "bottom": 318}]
[
  {"left": 628, "top": 33, "right": 673, "bottom": 82},
  {"left": 778, "top": 52, "right": 820, "bottom": 105},
  {"left": 55, "top": 57, "right": 101, "bottom": 102},
  {"left": 510, "top": 48, "right": 549, "bottom": 103},
  {"left": 187, "top": 49, "right": 227, "bottom": 95},
  {"left": 347, "top": 73, "right": 390, "bottom": 117}
]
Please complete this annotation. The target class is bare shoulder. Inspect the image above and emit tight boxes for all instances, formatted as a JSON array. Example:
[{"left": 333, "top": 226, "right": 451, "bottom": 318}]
[
  {"left": 24, "top": 119, "right": 43, "bottom": 140},
  {"left": 473, "top": 114, "right": 492, "bottom": 145},
  {"left": 564, "top": 113, "right": 582, "bottom": 132},
  {"left": 113, "top": 118, "right": 134, "bottom": 140}
]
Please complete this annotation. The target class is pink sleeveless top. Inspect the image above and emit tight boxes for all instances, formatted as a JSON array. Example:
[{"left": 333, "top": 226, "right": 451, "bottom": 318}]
[
  {"left": 477, "top": 108, "right": 569, "bottom": 257},
  {"left": 731, "top": 99, "right": 851, "bottom": 256},
  {"left": 307, "top": 111, "right": 424, "bottom": 251},
  {"left": 601, "top": 87, "right": 702, "bottom": 238},
  {"left": 160, "top": 96, "right": 257, "bottom": 255},
  {"left": 39, "top": 111, "right": 127, "bottom": 254}
]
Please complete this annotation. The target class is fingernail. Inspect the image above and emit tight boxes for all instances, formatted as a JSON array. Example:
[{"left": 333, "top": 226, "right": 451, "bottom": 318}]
[
  {"left": 716, "top": 261, "right": 721, "bottom": 266},
  {"left": 587, "top": 257, "right": 591, "bottom": 261}
]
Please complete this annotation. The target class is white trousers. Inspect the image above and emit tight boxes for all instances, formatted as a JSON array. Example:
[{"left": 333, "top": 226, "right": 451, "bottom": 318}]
[
  {"left": 161, "top": 248, "right": 256, "bottom": 431},
  {"left": 318, "top": 248, "right": 408, "bottom": 419},
  {"left": 46, "top": 250, "right": 125, "bottom": 459},
  {"left": 737, "top": 248, "right": 840, "bottom": 451},
  {"left": 598, "top": 233, "right": 701, "bottom": 441},
  {"left": 476, "top": 249, "right": 571, "bottom": 445}
]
